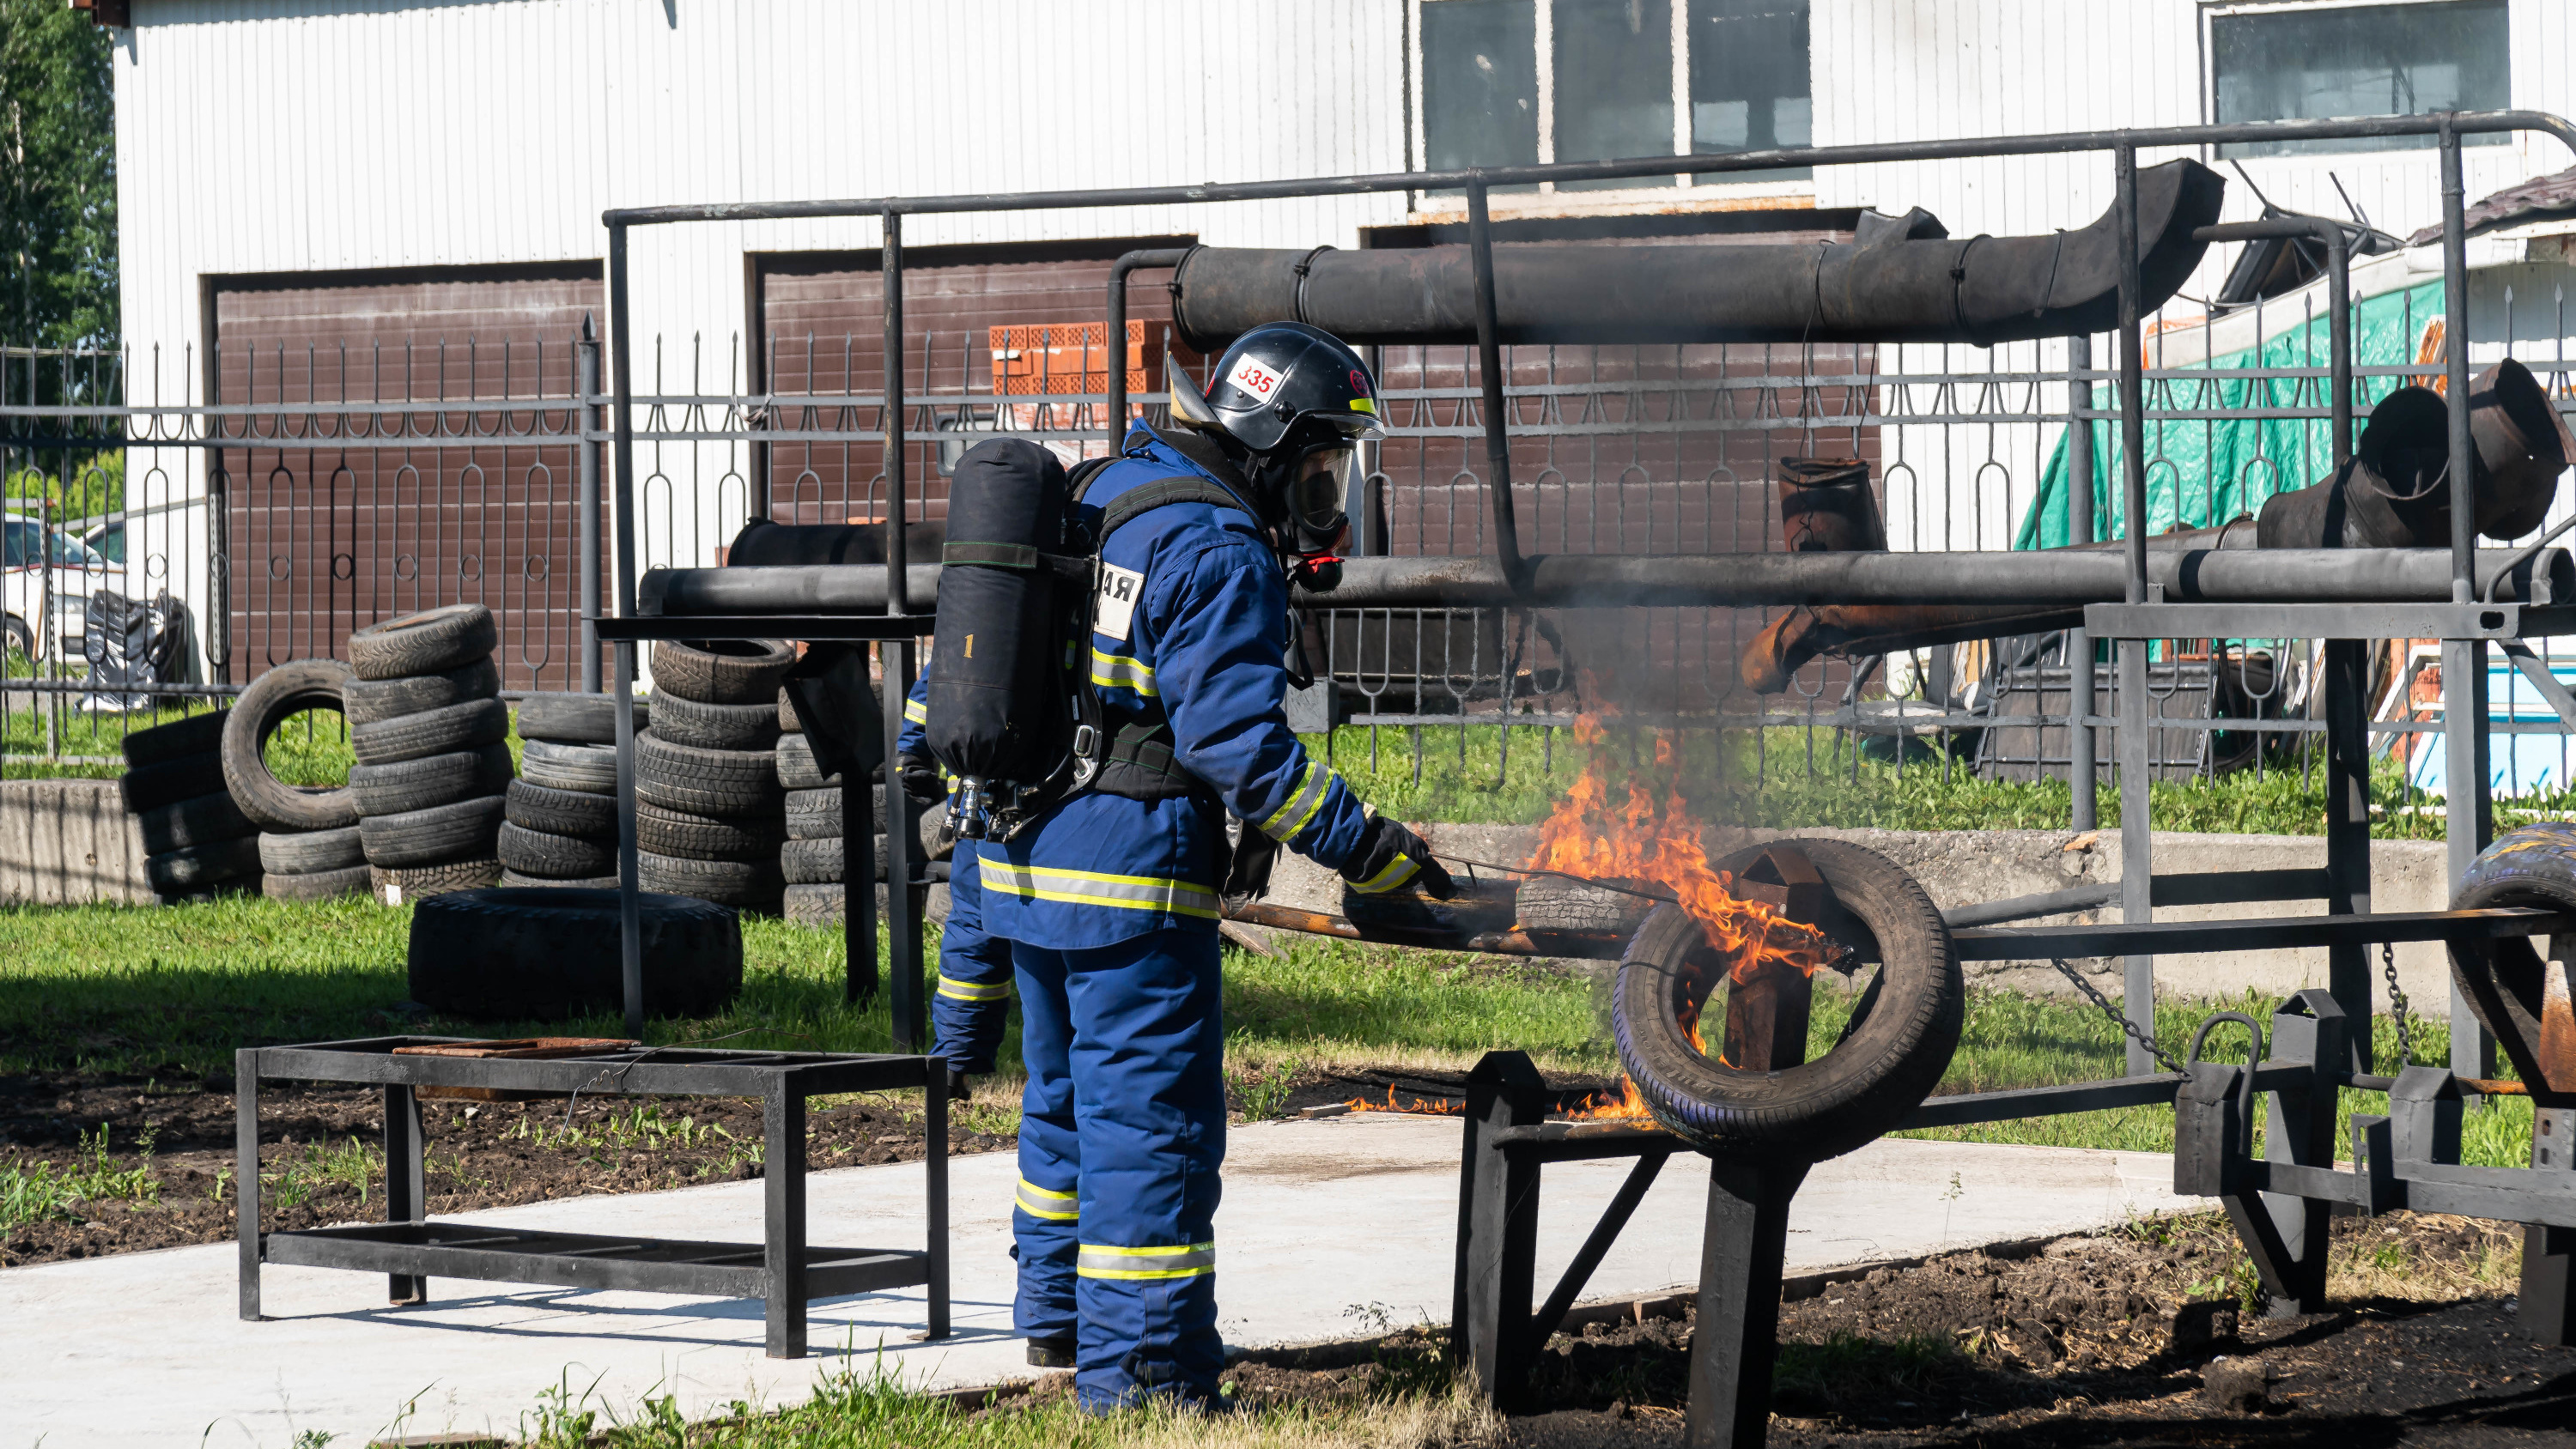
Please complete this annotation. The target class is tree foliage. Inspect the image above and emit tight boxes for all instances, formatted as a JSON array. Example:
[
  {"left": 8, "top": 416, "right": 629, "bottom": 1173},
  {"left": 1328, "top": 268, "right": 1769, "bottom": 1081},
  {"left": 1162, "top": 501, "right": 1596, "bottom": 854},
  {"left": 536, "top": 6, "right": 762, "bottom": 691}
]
[{"left": 0, "top": 0, "right": 115, "bottom": 349}]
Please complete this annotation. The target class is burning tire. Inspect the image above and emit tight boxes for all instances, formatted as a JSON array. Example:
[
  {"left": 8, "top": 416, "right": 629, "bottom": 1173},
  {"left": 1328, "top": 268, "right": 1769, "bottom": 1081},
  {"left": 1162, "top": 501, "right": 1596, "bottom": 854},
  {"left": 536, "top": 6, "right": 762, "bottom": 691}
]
[
  {"left": 1612, "top": 838, "right": 1960, "bottom": 1160},
  {"left": 2448, "top": 823, "right": 2576, "bottom": 1098}
]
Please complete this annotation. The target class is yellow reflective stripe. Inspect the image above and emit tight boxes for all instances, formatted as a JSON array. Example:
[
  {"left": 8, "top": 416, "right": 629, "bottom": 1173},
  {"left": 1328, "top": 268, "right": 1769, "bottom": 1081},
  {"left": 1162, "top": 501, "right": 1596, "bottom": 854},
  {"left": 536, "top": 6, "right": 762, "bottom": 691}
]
[
  {"left": 1077, "top": 1241, "right": 1215, "bottom": 1279},
  {"left": 1348, "top": 853, "right": 1422, "bottom": 894},
  {"left": 1258, "top": 759, "right": 1336, "bottom": 843},
  {"left": 1016, "top": 1179, "right": 1078, "bottom": 1221},
  {"left": 1088, "top": 648, "right": 1159, "bottom": 696},
  {"left": 936, "top": 975, "right": 1011, "bottom": 1003},
  {"left": 903, "top": 698, "right": 928, "bottom": 724},
  {"left": 977, "top": 858, "right": 1220, "bottom": 919}
]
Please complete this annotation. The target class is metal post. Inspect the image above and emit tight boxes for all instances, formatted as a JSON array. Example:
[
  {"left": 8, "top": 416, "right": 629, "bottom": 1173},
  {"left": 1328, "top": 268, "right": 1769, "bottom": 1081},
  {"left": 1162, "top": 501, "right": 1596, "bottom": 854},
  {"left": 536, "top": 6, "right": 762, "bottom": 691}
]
[
  {"left": 1104, "top": 248, "right": 1194, "bottom": 452},
  {"left": 2527, "top": 1105, "right": 2575, "bottom": 1344},
  {"left": 2439, "top": 119, "right": 2498, "bottom": 1079},
  {"left": 1683, "top": 1156, "right": 1811, "bottom": 1449},
  {"left": 2067, "top": 332, "right": 2098, "bottom": 831},
  {"left": 577, "top": 315, "right": 603, "bottom": 694},
  {"left": 2258, "top": 993, "right": 2343, "bottom": 1314},
  {"left": 2318, "top": 225, "right": 2372, "bottom": 1068},
  {"left": 2113, "top": 144, "right": 2157, "bottom": 1076},
  {"left": 1464, "top": 182, "right": 1524, "bottom": 583},
  {"left": 1453, "top": 1051, "right": 1547, "bottom": 1406},
  {"left": 235, "top": 1047, "right": 263, "bottom": 1322},
  {"left": 763, "top": 1075, "right": 809, "bottom": 1358},
  {"left": 923, "top": 1052, "right": 951, "bottom": 1341},
  {"left": 608, "top": 221, "right": 647, "bottom": 1042},
  {"left": 844, "top": 741, "right": 878, "bottom": 1005},
  {"left": 383, "top": 1083, "right": 428, "bottom": 1306},
  {"left": 879, "top": 209, "right": 923, "bottom": 1052},
  {"left": 883, "top": 209, "right": 908, "bottom": 615}
]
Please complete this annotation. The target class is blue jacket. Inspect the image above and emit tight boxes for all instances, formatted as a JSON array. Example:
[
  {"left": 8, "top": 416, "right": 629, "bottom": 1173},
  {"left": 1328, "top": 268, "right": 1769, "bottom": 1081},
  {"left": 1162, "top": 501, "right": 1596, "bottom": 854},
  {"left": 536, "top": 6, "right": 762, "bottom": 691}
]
[{"left": 956, "top": 426, "right": 1374, "bottom": 950}]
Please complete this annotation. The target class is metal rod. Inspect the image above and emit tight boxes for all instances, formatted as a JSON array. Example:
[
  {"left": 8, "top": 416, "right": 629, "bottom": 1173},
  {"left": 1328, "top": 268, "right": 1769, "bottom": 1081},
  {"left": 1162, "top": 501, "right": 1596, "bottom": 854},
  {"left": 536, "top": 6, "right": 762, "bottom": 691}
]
[
  {"left": 601, "top": 112, "right": 2576, "bottom": 228},
  {"left": 577, "top": 315, "right": 602, "bottom": 694},
  {"left": 2111, "top": 142, "right": 2156, "bottom": 1077},
  {"left": 1105, "top": 248, "right": 1194, "bottom": 450},
  {"left": 607, "top": 221, "right": 647, "bottom": 1042},
  {"left": 1465, "top": 183, "right": 1523, "bottom": 581},
  {"left": 924, "top": 1052, "right": 951, "bottom": 1341},
  {"left": 883, "top": 209, "right": 908, "bottom": 615},
  {"left": 2067, "top": 332, "right": 2097, "bottom": 831},
  {"left": 2439, "top": 117, "right": 2499, "bottom": 1081}
]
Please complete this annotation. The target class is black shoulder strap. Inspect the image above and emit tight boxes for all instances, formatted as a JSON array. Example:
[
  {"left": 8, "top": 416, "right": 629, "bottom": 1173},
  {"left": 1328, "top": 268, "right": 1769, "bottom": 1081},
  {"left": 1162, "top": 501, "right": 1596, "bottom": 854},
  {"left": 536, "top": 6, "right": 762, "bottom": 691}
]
[{"left": 1097, "top": 476, "right": 1254, "bottom": 543}]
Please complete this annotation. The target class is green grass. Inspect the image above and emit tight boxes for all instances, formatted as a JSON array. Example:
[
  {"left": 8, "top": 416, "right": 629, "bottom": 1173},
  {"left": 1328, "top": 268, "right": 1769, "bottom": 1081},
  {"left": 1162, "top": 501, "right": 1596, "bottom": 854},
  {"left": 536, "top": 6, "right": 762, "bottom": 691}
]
[{"left": 5, "top": 700, "right": 527, "bottom": 783}]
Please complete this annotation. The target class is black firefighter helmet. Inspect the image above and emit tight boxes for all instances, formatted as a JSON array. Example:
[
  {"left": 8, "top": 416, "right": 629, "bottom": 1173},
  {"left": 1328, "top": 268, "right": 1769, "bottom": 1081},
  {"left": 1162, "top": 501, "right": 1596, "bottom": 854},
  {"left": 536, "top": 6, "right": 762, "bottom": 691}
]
[{"left": 1168, "top": 321, "right": 1382, "bottom": 555}]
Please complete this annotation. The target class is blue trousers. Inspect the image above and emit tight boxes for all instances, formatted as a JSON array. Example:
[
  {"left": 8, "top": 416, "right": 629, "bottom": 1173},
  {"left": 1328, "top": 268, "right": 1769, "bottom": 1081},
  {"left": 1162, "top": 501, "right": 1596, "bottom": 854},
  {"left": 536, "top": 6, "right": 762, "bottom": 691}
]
[
  {"left": 1012, "top": 926, "right": 1226, "bottom": 1408},
  {"left": 928, "top": 862, "right": 1014, "bottom": 1076}
]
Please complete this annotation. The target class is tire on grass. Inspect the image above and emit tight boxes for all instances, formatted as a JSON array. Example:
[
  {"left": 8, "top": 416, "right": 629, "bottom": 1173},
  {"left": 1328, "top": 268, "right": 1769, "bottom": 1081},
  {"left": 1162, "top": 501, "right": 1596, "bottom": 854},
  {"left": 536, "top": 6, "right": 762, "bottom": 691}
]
[
  {"left": 504, "top": 779, "right": 617, "bottom": 838},
  {"left": 522, "top": 740, "right": 618, "bottom": 795},
  {"left": 220, "top": 659, "right": 359, "bottom": 832},
  {"left": 651, "top": 639, "right": 796, "bottom": 705},
  {"left": 499, "top": 869, "right": 623, "bottom": 889},
  {"left": 348, "top": 603, "right": 496, "bottom": 682},
  {"left": 647, "top": 688, "right": 782, "bottom": 751},
  {"left": 1612, "top": 838, "right": 1962, "bottom": 1161},
  {"left": 146, "top": 836, "right": 264, "bottom": 893},
  {"left": 349, "top": 697, "right": 507, "bottom": 767},
  {"left": 497, "top": 822, "right": 618, "bottom": 880},
  {"left": 370, "top": 857, "right": 501, "bottom": 905},
  {"left": 259, "top": 825, "right": 366, "bottom": 874},
  {"left": 638, "top": 849, "right": 783, "bottom": 910},
  {"left": 636, "top": 731, "right": 781, "bottom": 818},
  {"left": 120, "top": 710, "right": 230, "bottom": 767},
  {"left": 516, "top": 691, "right": 643, "bottom": 746},
  {"left": 263, "top": 863, "right": 373, "bottom": 903},
  {"left": 349, "top": 743, "right": 513, "bottom": 817},
  {"left": 407, "top": 887, "right": 742, "bottom": 1020},
  {"left": 343, "top": 658, "right": 501, "bottom": 726},
  {"left": 137, "top": 787, "right": 257, "bottom": 854},
  {"left": 358, "top": 794, "right": 507, "bottom": 869}
]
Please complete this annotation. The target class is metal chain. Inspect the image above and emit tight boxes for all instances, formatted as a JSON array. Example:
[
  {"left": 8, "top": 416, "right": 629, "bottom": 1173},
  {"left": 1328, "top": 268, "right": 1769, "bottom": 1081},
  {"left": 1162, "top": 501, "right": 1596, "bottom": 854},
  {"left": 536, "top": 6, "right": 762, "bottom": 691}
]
[
  {"left": 2050, "top": 958, "right": 2188, "bottom": 1075},
  {"left": 2382, "top": 940, "right": 2414, "bottom": 1068}
]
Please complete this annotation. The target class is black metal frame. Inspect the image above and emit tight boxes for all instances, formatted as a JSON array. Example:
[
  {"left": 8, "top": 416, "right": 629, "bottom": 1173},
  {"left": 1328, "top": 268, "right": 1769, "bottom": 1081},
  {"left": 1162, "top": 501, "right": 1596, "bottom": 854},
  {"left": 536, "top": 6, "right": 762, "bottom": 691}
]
[{"left": 234, "top": 1038, "right": 951, "bottom": 1359}]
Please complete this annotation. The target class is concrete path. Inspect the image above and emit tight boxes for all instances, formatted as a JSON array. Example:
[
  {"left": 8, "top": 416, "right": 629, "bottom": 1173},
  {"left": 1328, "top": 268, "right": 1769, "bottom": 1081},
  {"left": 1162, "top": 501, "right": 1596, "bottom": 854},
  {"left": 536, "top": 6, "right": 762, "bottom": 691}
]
[{"left": 2, "top": 1117, "right": 2199, "bottom": 1449}]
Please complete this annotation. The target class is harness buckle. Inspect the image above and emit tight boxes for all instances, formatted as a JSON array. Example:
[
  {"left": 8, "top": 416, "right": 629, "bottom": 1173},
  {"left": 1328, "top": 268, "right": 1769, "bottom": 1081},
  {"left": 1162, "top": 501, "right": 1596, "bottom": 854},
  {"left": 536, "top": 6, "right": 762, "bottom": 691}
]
[{"left": 1070, "top": 723, "right": 1100, "bottom": 788}]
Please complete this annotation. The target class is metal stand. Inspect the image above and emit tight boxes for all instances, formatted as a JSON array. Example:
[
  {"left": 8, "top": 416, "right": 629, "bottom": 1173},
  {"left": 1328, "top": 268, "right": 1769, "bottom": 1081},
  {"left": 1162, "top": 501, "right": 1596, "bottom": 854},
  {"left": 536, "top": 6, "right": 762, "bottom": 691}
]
[{"left": 235, "top": 1039, "right": 951, "bottom": 1358}]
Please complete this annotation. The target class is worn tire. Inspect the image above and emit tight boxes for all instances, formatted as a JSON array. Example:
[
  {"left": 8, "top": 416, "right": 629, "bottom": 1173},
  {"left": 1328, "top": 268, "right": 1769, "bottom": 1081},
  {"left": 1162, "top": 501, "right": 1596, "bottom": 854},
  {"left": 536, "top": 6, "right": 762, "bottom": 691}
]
[
  {"left": 359, "top": 794, "right": 507, "bottom": 869},
  {"left": 523, "top": 740, "right": 619, "bottom": 795},
  {"left": 638, "top": 849, "right": 784, "bottom": 910},
  {"left": 259, "top": 826, "right": 366, "bottom": 874},
  {"left": 784, "top": 785, "right": 889, "bottom": 840},
  {"left": 137, "top": 785, "right": 256, "bottom": 853},
  {"left": 121, "top": 750, "right": 228, "bottom": 815},
  {"left": 497, "top": 822, "right": 617, "bottom": 880},
  {"left": 775, "top": 731, "right": 843, "bottom": 791},
  {"left": 263, "top": 864, "right": 372, "bottom": 902},
  {"left": 348, "top": 603, "right": 496, "bottom": 682},
  {"left": 221, "top": 659, "right": 360, "bottom": 832},
  {"left": 635, "top": 800, "right": 785, "bottom": 862},
  {"left": 652, "top": 639, "right": 796, "bottom": 705},
  {"left": 146, "top": 836, "right": 264, "bottom": 893},
  {"left": 648, "top": 688, "right": 782, "bottom": 751},
  {"left": 2451, "top": 823, "right": 2576, "bottom": 1100},
  {"left": 343, "top": 658, "right": 501, "bottom": 726},
  {"left": 121, "top": 710, "right": 230, "bottom": 767},
  {"left": 781, "top": 836, "right": 844, "bottom": 885},
  {"left": 516, "top": 691, "right": 643, "bottom": 746},
  {"left": 777, "top": 688, "right": 802, "bottom": 735},
  {"left": 349, "top": 743, "right": 513, "bottom": 817},
  {"left": 349, "top": 697, "right": 507, "bottom": 767},
  {"left": 499, "top": 869, "right": 623, "bottom": 890},
  {"left": 1612, "top": 839, "right": 1962, "bottom": 1161},
  {"left": 504, "top": 779, "right": 617, "bottom": 839},
  {"left": 636, "top": 731, "right": 781, "bottom": 817},
  {"left": 369, "top": 857, "right": 501, "bottom": 905},
  {"left": 407, "top": 887, "right": 743, "bottom": 1020},
  {"left": 1516, "top": 874, "right": 1659, "bottom": 946},
  {"left": 783, "top": 881, "right": 909, "bottom": 926}
]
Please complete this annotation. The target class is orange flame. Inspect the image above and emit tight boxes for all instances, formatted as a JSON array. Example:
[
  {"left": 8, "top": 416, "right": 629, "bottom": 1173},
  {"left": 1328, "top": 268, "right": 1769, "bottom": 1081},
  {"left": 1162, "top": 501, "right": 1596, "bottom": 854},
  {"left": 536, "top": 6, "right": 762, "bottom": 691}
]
[
  {"left": 1342, "top": 1087, "right": 1462, "bottom": 1115},
  {"left": 1563, "top": 1076, "right": 1654, "bottom": 1122}
]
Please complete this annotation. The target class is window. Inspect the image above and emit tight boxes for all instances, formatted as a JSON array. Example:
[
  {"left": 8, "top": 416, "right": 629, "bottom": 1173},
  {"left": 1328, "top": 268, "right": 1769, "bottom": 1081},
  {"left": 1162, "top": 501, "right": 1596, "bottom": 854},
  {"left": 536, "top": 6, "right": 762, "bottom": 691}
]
[
  {"left": 2, "top": 520, "right": 38, "bottom": 569},
  {"left": 1418, "top": 0, "right": 1811, "bottom": 196},
  {"left": 2211, "top": 0, "right": 2509, "bottom": 158}
]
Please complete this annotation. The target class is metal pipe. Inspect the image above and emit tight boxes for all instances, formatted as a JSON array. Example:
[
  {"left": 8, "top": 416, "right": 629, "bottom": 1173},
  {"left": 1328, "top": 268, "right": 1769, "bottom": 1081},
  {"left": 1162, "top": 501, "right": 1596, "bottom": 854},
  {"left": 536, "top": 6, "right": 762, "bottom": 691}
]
[
  {"left": 607, "top": 220, "right": 645, "bottom": 1041},
  {"left": 879, "top": 208, "right": 920, "bottom": 1052},
  {"left": 602, "top": 111, "right": 2576, "bottom": 228},
  {"left": 641, "top": 546, "right": 2572, "bottom": 616},
  {"left": 1466, "top": 183, "right": 1523, "bottom": 582},
  {"left": 2439, "top": 118, "right": 2499, "bottom": 1081},
  {"left": 578, "top": 316, "right": 603, "bottom": 694},
  {"left": 1105, "top": 248, "right": 1195, "bottom": 452},
  {"left": 2114, "top": 143, "right": 2154, "bottom": 1078},
  {"left": 2067, "top": 332, "right": 2098, "bottom": 831},
  {"left": 883, "top": 209, "right": 908, "bottom": 615}
]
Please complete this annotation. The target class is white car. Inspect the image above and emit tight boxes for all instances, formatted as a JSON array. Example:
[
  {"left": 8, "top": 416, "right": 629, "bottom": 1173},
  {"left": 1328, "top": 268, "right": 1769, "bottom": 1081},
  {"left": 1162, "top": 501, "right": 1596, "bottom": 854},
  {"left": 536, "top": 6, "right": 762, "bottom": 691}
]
[{"left": 3, "top": 512, "right": 126, "bottom": 662}]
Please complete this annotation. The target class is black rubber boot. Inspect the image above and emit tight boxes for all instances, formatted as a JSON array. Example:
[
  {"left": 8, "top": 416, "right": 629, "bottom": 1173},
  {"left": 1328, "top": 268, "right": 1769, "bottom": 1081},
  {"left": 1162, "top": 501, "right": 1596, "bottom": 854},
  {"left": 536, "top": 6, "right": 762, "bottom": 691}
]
[{"left": 1026, "top": 1335, "right": 1076, "bottom": 1369}]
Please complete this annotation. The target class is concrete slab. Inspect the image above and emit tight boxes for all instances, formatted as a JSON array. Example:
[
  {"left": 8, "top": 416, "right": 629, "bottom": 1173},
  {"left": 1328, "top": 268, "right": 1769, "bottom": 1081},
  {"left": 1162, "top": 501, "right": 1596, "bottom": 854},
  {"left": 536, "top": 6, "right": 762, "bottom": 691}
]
[{"left": 1, "top": 1118, "right": 2200, "bottom": 1449}]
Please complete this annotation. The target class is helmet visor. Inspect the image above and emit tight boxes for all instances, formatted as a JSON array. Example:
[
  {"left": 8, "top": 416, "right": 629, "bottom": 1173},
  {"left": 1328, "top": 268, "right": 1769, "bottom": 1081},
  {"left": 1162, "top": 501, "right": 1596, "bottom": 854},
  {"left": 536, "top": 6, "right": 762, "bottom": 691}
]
[{"left": 1290, "top": 443, "right": 1358, "bottom": 539}]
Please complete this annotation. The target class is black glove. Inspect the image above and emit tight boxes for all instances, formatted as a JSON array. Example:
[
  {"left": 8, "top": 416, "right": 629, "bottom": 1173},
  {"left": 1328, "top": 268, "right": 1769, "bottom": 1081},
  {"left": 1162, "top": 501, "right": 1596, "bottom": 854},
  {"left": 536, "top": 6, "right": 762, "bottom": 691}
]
[
  {"left": 897, "top": 751, "right": 945, "bottom": 805},
  {"left": 944, "top": 1065, "right": 973, "bottom": 1103},
  {"left": 1341, "top": 813, "right": 1455, "bottom": 900}
]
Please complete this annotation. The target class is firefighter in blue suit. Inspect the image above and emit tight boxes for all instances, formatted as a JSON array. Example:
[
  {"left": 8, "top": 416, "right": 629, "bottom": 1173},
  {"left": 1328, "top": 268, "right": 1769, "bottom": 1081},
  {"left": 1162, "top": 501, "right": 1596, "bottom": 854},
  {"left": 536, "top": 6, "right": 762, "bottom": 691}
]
[
  {"left": 895, "top": 680, "right": 1016, "bottom": 1092},
  {"left": 896, "top": 323, "right": 1452, "bottom": 1410}
]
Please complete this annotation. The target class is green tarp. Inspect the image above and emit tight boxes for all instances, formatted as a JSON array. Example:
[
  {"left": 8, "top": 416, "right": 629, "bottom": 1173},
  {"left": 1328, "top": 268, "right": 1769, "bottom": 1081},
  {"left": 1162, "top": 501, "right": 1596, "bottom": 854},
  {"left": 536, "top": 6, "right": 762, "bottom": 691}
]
[{"left": 2014, "top": 280, "right": 2445, "bottom": 550}]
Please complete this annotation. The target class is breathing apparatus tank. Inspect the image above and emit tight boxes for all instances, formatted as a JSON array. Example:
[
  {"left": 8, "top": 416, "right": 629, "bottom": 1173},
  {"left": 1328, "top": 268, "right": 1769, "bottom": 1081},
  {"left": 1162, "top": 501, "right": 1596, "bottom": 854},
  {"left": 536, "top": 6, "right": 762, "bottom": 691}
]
[{"left": 923, "top": 439, "right": 1079, "bottom": 840}]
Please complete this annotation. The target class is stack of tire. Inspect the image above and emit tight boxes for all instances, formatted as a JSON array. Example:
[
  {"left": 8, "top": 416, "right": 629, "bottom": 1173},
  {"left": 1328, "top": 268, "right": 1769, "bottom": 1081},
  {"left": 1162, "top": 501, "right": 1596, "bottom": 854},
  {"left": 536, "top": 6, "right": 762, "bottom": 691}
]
[
  {"left": 343, "top": 603, "right": 510, "bottom": 905},
  {"left": 776, "top": 687, "right": 890, "bottom": 926},
  {"left": 499, "top": 691, "right": 636, "bottom": 888},
  {"left": 121, "top": 711, "right": 263, "bottom": 903},
  {"left": 217, "top": 662, "right": 368, "bottom": 901},
  {"left": 636, "top": 640, "right": 793, "bottom": 913}
]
